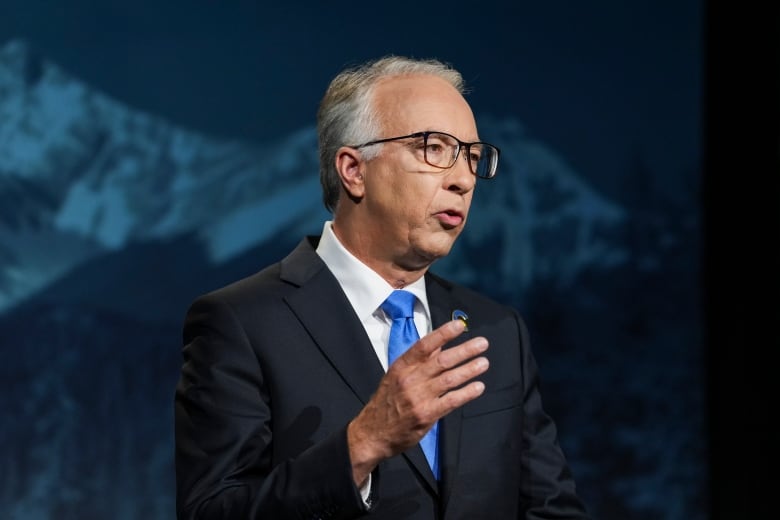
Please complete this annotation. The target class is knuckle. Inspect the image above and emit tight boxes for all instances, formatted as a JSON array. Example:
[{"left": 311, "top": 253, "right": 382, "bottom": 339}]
[
  {"left": 440, "top": 371, "right": 456, "bottom": 387},
  {"left": 410, "top": 404, "right": 427, "bottom": 424},
  {"left": 396, "top": 373, "right": 414, "bottom": 389}
]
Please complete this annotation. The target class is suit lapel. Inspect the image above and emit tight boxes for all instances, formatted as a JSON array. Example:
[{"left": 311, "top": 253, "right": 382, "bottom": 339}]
[
  {"left": 280, "top": 238, "right": 385, "bottom": 405},
  {"left": 426, "top": 273, "right": 472, "bottom": 512}
]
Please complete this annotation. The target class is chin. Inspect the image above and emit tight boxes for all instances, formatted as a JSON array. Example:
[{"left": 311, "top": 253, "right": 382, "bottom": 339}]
[
  {"left": 414, "top": 241, "right": 456, "bottom": 265},
  {"left": 405, "top": 228, "right": 461, "bottom": 265}
]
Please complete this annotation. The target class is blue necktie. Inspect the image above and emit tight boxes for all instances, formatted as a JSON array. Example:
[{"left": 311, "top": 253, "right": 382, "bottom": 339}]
[{"left": 381, "top": 290, "right": 439, "bottom": 479}]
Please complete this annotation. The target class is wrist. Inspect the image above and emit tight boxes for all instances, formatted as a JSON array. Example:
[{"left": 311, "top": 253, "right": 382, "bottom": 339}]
[{"left": 347, "top": 418, "right": 385, "bottom": 486}]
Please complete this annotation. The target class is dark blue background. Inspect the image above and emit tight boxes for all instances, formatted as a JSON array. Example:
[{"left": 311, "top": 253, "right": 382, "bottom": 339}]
[{"left": 0, "top": 1, "right": 723, "bottom": 518}]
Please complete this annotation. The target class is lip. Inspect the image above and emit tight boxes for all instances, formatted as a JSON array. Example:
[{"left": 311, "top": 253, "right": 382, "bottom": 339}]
[{"left": 434, "top": 209, "right": 464, "bottom": 228}]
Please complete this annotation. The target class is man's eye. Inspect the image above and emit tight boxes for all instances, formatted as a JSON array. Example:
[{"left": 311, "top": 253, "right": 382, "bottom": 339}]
[
  {"left": 469, "top": 144, "right": 485, "bottom": 163},
  {"left": 425, "top": 142, "right": 446, "bottom": 154}
]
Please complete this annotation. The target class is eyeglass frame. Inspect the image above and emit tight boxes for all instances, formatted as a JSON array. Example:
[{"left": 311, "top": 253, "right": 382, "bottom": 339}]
[{"left": 349, "top": 131, "right": 500, "bottom": 179}]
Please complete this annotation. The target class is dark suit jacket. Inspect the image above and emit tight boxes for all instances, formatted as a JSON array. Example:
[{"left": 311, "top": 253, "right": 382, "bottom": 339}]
[{"left": 175, "top": 237, "right": 589, "bottom": 519}]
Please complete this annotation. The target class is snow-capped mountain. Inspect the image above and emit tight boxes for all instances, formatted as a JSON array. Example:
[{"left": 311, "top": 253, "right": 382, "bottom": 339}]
[
  {"left": 0, "top": 38, "right": 704, "bottom": 520},
  {"left": 0, "top": 38, "right": 625, "bottom": 312}
]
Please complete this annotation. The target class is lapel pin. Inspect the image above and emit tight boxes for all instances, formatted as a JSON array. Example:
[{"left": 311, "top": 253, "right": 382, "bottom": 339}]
[{"left": 451, "top": 309, "right": 469, "bottom": 331}]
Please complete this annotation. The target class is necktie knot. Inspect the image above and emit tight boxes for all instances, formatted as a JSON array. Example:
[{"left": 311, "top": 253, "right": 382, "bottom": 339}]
[{"left": 381, "top": 290, "right": 416, "bottom": 320}]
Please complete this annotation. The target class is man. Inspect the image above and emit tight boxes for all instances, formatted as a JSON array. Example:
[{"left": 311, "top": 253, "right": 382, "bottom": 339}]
[{"left": 175, "top": 56, "right": 590, "bottom": 519}]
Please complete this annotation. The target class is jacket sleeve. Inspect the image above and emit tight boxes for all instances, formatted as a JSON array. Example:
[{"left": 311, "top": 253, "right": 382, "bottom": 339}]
[
  {"left": 514, "top": 312, "right": 591, "bottom": 520},
  {"left": 174, "top": 294, "right": 370, "bottom": 520}
]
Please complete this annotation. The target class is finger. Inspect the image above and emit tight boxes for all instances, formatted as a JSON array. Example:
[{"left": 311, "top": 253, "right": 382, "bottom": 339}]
[
  {"left": 432, "top": 355, "right": 489, "bottom": 396},
  {"left": 433, "top": 380, "right": 487, "bottom": 417},
  {"left": 404, "top": 320, "right": 467, "bottom": 361},
  {"left": 434, "top": 337, "right": 489, "bottom": 371}
]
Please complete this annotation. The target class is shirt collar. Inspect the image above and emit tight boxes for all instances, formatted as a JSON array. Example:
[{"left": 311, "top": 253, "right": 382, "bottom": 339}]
[{"left": 315, "top": 221, "right": 430, "bottom": 321}]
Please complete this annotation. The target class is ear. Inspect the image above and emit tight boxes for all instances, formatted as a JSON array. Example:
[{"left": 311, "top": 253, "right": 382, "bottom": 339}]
[{"left": 335, "top": 146, "right": 366, "bottom": 201}]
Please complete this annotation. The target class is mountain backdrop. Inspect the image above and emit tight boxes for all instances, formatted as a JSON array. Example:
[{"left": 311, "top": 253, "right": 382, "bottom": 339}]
[{"left": 0, "top": 39, "right": 705, "bottom": 519}]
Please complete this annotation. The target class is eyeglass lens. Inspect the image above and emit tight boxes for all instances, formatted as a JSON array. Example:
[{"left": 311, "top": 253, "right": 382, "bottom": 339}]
[{"left": 423, "top": 132, "right": 497, "bottom": 178}]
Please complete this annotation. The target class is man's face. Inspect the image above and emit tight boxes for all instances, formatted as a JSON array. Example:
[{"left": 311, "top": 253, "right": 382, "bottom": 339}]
[{"left": 358, "top": 74, "right": 478, "bottom": 272}]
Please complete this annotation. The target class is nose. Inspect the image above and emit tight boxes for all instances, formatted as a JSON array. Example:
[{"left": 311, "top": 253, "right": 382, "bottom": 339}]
[{"left": 444, "top": 150, "right": 477, "bottom": 194}]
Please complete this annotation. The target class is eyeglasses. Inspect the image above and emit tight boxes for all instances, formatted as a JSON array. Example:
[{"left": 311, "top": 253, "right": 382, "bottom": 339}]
[{"left": 351, "top": 131, "right": 500, "bottom": 179}]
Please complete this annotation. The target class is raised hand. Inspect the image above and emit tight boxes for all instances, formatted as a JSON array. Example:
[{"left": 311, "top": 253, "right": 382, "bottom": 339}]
[{"left": 347, "top": 319, "right": 489, "bottom": 485}]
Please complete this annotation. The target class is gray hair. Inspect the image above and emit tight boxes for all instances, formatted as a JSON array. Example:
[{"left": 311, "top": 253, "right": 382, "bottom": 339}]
[{"left": 317, "top": 56, "right": 465, "bottom": 212}]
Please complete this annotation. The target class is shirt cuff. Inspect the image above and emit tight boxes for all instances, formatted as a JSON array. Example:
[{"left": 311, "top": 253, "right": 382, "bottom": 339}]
[{"left": 359, "top": 473, "right": 373, "bottom": 508}]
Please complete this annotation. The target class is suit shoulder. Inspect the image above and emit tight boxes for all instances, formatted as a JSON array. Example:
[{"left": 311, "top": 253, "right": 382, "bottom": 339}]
[
  {"left": 195, "top": 261, "right": 289, "bottom": 310},
  {"left": 188, "top": 236, "right": 324, "bottom": 313}
]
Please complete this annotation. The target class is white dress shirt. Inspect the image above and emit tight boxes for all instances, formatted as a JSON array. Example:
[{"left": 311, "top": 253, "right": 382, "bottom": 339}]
[{"left": 315, "top": 220, "right": 432, "bottom": 371}]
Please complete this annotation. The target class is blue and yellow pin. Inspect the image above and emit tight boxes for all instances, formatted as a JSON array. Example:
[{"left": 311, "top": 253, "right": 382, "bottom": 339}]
[{"left": 451, "top": 309, "right": 469, "bottom": 331}]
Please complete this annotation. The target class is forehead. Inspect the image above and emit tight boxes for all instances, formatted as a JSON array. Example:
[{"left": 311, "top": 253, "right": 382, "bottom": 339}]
[{"left": 371, "top": 74, "right": 478, "bottom": 140}]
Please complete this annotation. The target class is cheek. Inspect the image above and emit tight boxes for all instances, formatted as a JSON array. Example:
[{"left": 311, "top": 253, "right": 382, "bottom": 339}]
[
  {"left": 389, "top": 184, "right": 435, "bottom": 223},
  {"left": 367, "top": 174, "right": 404, "bottom": 216},
  {"left": 412, "top": 191, "right": 439, "bottom": 224}
]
